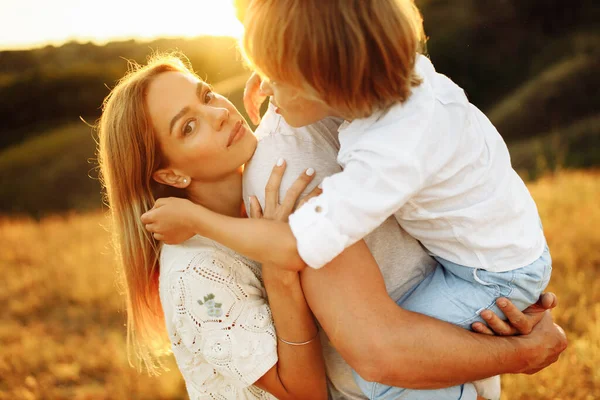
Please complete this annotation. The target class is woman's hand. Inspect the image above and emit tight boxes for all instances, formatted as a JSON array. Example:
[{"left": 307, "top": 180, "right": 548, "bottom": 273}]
[
  {"left": 248, "top": 159, "right": 321, "bottom": 223},
  {"left": 141, "top": 197, "right": 199, "bottom": 244},
  {"left": 249, "top": 159, "right": 319, "bottom": 281},
  {"left": 243, "top": 72, "right": 267, "bottom": 125},
  {"left": 472, "top": 292, "right": 559, "bottom": 336}
]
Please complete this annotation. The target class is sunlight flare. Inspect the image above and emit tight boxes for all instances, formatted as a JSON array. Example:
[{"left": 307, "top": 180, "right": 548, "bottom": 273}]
[{"left": 0, "top": 0, "right": 243, "bottom": 50}]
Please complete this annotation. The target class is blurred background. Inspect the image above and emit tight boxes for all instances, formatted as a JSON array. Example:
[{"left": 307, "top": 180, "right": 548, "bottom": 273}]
[{"left": 0, "top": 0, "right": 598, "bottom": 399}]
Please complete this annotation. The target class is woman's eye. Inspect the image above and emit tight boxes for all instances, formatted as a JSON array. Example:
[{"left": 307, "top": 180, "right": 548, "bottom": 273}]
[
  {"left": 204, "top": 91, "right": 215, "bottom": 103},
  {"left": 183, "top": 120, "right": 196, "bottom": 136}
]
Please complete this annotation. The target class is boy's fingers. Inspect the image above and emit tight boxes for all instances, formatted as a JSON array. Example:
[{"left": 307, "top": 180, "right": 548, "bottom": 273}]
[
  {"left": 281, "top": 168, "right": 316, "bottom": 215},
  {"left": 153, "top": 232, "right": 165, "bottom": 241},
  {"left": 480, "top": 309, "right": 517, "bottom": 336},
  {"left": 249, "top": 196, "right": 263, "bottom": 219},
  {"left": 497, "top": 298, "right": 533, "bottom": 334},
  {"left": 471, "top": 322, "right": 495, "bottom": 336},
  {"left": 265, "top": 158, "right": 286, "bottom": 211},
  {"left": 141, "top": 210, "right": 155, "bottom": 224}
]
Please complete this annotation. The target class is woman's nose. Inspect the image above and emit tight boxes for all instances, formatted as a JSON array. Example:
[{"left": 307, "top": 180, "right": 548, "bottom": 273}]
[
  {"left": 208, "top": 106, "right": 229, "bottom": 131},
  {"left": 260, "top": 79, "right": 273, "bottom": 96}
]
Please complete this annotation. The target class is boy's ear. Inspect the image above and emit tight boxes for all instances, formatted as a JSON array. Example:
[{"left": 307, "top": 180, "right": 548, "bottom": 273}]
[{"left": 152, "top": 168, "right": 190, "bottom": 188}]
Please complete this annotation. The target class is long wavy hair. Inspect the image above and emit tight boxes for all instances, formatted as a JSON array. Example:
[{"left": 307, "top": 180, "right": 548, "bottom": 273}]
[{"left": 97, "top": 53, "right": 195, "bottom": 373}]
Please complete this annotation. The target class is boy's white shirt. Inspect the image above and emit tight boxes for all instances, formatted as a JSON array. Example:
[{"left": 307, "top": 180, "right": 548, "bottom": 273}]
[{"left": 289, "top": 55, "right": 545, "bottom": 272}]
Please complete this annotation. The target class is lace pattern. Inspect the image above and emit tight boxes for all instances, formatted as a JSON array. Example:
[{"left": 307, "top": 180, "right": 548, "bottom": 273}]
[{"left": 160, "top": 236, "right": 278, "bottom": 399}]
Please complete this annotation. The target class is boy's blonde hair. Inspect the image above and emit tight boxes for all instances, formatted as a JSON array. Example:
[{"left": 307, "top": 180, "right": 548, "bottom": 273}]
[
  {"left": 242, "top": 0, "right": 426, "bottom": 120},
  {"left": 97, "top": 53, "right": 196, "bottom": 374}
]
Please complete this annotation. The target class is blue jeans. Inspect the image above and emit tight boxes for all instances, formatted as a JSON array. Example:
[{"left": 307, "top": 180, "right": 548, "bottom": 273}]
[{"left": 353, "top": 244, "right": 552, "bottom": 400}]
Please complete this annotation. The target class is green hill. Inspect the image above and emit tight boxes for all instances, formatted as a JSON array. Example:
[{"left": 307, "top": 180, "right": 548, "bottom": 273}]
[{"left": 1, "top": 0, "right": 599, "bottom": 216}]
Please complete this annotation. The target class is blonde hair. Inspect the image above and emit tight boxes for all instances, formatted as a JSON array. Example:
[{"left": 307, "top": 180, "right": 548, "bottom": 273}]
[
  {"left": 97, "top": 54, "right": 195, "bottom": 373},
  {"left": 242, "top": 0, "right": 426, "bottom": 120}
]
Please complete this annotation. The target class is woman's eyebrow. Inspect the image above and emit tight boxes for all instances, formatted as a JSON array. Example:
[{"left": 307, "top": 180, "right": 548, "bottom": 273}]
[
  {"left": 169, "top": 106, "right": 190, "bottom": 135},
  {"left": 196, "top": 81, "right": 205, "bottom": 99},
  {"left": 196, "top": 81, "right": 212, "bottom": 99},
  {"left": 168, "top": 81, "right": 208, "bottom": 135}
]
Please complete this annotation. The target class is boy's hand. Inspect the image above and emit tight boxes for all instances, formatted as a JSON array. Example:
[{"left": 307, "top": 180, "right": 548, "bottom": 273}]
[
  {"left": 243, "top": 72, "right": 267, "bottom": 125},
  {"left": 141, "top": 197, "right": 198, "bottom": 244}
]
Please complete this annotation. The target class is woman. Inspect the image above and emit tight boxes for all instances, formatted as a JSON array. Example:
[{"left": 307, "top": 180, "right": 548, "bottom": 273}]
[
  {"left": 98, "top": 54, "right": 327, "bottom": 399},
  {"left": 100, "top": 54, "right": 565, "bottom": 400}
]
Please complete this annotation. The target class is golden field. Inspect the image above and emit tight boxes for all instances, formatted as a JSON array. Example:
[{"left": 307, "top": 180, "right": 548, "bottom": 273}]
[{"left": 1, "top": 170, "right": 599, "bottom": 400}]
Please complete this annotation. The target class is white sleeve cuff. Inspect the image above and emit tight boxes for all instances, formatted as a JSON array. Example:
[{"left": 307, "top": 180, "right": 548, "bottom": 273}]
[{"left": 288, "top": 197, "right": 349, "bottom": 269}]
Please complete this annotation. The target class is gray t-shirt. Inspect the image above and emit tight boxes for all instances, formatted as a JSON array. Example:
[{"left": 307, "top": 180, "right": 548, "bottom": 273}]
[{"left": 243, "top": 104, "right": 437, "bottom": 400}]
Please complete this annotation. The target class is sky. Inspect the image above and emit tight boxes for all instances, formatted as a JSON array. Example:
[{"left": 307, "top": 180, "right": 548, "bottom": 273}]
[{"left": 0, "top": 0, "right": 243, "bottom": 50}]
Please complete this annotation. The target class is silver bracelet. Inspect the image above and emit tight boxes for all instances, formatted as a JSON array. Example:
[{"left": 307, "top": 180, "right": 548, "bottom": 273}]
[{"left": 277, "top": 328, "right": 319, "bottom": 346}]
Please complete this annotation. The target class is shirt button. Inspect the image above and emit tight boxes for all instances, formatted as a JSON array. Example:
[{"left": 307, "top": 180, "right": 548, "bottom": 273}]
[{"left": 315, "top": 206, "right": 322, "bottom": 213}]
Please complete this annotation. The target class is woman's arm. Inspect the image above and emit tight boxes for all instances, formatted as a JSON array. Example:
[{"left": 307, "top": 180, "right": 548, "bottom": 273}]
[
  {"left": 254, "top": 265, "right": 327, "bottom": 400},
  {"left": 250, "top": 164, "right": 327, "bottom": 399},
  {"left": 165, "top": 247, "right": 325, "bottom": 400},
  {"left": 300, "top": 239, "right": 567, "bottom": 388}
]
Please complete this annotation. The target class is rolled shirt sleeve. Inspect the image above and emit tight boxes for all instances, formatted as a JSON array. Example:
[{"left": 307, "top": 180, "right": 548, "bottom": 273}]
[{"left": 288, "top": 142, "right": 425, "bottom": 269}]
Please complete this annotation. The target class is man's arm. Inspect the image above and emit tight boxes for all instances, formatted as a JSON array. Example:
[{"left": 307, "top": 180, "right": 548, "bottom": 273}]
[{"left": 300, "top": 239, "right": 567, "bottom": 389}]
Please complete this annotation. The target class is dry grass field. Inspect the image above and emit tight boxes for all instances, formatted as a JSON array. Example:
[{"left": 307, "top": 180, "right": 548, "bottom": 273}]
[{"left": 1, "top": 170, "right": 599, "bottom": 400}]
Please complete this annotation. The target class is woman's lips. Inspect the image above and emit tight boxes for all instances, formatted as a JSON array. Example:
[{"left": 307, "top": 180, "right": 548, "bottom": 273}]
[{"left": 227, "top": 120, "right": 246, "bottom": 147}]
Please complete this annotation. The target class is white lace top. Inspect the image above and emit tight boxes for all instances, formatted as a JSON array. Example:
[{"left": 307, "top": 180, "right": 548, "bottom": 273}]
[{"left": 159, "top": 235, "right": 278, "bottom": 399}]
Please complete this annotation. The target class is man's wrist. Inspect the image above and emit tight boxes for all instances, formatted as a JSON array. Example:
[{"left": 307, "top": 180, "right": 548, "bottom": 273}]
[{"left": 504, "top": 336, "right": 536, "bottom": 374}]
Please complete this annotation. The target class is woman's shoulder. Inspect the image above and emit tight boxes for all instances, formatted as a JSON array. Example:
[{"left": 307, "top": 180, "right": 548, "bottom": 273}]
[
  {"left": 161, "top": 235, "right": 259, "bottom": 267},
  {"left": 159, "top": 235, "right": 263, "bottom": 291}
]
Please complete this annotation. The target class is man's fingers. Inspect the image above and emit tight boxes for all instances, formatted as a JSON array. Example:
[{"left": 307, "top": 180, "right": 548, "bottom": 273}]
[
  {"left": 480, "top": 309, "right": 517, "bottom": 336},
  {"left": 496, "top": 298, "right": 534, "bottom": 334},
  {"left": 249, "top": 196, "right": 263, "bottom": 219},
  {"left": 540, "top": 292, "right": 558, "bottom": 309},
  {"left": 264, "top": 158, "right": 286, "bottom": 211},
  {"left": 145, "top": 223, "right": 155, "bottom": 232},
  {"left": 471, "top": 322, "right": 495, "bottom": 336},
  {"left": 280, "top": 168, "right": 316, "bottom": 215}
]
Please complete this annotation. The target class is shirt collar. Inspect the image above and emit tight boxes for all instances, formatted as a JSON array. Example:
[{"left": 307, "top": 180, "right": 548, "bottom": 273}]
[{"left": 338, "top": 108, "right": 386, "bottom": 134}]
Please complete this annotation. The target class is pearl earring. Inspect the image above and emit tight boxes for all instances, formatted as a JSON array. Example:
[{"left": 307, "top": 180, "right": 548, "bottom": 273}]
[{"left": 183, "top": 179, "right": 188, "bottom": 184}]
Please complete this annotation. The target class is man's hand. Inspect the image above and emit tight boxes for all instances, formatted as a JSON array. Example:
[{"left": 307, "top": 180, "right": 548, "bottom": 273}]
[
  {"left": 141, "top": 197, "right": 199, "bottom": 244},
  {"left": 514, "top": 311, "right": 567, "bottom": 374},
  {"left": 243, "top": 72, "right": 267, "bottom": 125},
  {"left": 472, "top": 292, "right": 558, "bottom": 336},
  {"left": 471, "top": 293, "right": 567, "bottom": 375}
]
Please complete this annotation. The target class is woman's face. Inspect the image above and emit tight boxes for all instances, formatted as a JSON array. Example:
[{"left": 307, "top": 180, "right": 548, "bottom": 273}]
[
  {"left": 260, "top": 79, "right": 334, "bottom": 127},
  {"left": 146, "top": 71, "right": 256, "bottom": 182}
]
